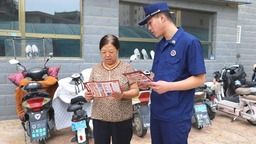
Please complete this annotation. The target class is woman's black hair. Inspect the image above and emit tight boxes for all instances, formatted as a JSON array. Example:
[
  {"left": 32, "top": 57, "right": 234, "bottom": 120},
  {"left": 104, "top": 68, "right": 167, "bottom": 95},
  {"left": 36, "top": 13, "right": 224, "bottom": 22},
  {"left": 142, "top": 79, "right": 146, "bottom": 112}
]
[{"left": 99, "top": 34, "right": 120, "bottom": 50}]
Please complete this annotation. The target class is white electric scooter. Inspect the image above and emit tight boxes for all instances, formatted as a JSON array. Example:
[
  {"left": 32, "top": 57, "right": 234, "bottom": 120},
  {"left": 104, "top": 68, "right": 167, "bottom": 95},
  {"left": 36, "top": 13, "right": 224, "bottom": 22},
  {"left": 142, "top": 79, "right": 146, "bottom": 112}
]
[{"left": 215, "top": 81, "right": 256, "bottom": 125}]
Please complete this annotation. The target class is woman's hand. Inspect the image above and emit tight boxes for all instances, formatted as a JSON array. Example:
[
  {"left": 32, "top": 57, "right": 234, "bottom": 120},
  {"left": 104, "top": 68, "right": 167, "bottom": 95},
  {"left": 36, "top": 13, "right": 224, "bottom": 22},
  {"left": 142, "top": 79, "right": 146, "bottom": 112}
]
[
  {"left": 112, "top": 91, "right": 123, "bottom": 100},
  {"left": 85, "top": 91, "right": 94, "bottom": 102}
]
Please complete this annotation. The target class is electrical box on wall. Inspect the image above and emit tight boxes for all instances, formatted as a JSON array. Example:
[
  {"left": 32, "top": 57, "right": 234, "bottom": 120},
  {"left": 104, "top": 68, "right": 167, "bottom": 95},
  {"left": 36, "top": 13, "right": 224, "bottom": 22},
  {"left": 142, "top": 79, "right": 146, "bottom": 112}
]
[{"left": 236, "top": 25, "right": 241, "bottom": 44}]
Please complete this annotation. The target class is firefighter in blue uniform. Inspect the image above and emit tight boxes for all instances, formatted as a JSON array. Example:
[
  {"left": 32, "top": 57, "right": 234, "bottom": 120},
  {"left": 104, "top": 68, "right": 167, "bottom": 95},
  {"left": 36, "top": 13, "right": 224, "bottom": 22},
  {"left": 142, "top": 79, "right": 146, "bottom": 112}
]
[{"left": 138, "top": 2, "right": 206, "bottom": 144}]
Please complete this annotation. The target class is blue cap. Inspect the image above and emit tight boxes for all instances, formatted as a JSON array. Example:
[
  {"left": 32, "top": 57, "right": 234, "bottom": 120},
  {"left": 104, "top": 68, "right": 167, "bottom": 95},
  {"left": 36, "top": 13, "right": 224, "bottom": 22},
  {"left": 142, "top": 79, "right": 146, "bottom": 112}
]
[{"left": 138, "top": 2, "right": 170, "bottom": 26}]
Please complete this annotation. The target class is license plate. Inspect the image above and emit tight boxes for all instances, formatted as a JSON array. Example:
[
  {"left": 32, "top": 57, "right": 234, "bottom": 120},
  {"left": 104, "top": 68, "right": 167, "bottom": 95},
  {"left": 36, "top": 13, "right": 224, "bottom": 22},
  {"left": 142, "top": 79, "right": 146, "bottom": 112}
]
[
  {"left": 71, "top": 120, "right": 87, "bottom": 131},
  {"left": 29, "top": 120, "right": 48, "bottom": 141},
  {"left": 194, "top": 104, "right": 207, "bottom": 112},
  {"left": 194, "top": 104, "right": 211, "bottom": 126}
]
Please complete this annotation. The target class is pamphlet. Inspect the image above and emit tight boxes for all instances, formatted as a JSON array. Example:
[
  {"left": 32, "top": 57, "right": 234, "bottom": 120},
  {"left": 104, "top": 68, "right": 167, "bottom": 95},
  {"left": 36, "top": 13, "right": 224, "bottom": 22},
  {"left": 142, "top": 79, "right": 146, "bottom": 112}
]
[
  {"left": 84, "top": 80, "right": 122, "bottom": 97},
  {"left": 123, "top": 70, "right": 152, "bottom": 85}
]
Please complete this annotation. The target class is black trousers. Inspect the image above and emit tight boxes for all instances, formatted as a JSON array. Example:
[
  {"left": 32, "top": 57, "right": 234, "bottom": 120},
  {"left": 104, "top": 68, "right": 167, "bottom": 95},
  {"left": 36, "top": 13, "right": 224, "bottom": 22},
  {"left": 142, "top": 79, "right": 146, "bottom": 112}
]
[{"left": 93, "top": 118, "right": 133, "bottom": 144}]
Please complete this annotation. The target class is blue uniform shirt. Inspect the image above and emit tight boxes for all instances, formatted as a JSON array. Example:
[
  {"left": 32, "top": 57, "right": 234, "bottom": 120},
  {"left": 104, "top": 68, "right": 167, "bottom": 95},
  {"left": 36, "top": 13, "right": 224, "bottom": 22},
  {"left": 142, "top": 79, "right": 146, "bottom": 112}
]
[{"left": 151, "top": 27, "right": 206, "bottom": 122}]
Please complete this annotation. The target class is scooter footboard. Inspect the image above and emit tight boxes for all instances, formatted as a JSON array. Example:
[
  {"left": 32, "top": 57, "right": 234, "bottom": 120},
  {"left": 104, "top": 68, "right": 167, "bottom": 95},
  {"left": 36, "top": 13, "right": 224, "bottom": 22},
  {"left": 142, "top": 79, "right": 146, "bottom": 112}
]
[{"left": 240, "top": 111, "right": 256, "bottom": 121}]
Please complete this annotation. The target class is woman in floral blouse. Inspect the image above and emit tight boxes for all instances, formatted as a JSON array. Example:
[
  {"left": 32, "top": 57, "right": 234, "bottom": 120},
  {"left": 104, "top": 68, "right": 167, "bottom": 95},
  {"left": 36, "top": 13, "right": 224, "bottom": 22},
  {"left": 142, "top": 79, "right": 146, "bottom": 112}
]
[{"left": 85, "top": 34, "right": 139, "bottom": 144}]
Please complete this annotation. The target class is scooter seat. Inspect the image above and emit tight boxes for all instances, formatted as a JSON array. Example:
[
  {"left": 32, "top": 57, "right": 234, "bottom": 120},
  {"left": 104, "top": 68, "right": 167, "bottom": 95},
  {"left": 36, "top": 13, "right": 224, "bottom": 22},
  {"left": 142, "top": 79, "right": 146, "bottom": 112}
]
[
  {"left": 138, "top": 91, "right": 150, "bottom": 103},
  {"left": 235, "top": 87, "right": 251, "bottom": 95},
  {"left": 244, "top": 81, "right": 256, "bottom": 87},
  {"left": 194, "top": 92, "right": 205, "bottom": 99},
  {"left": 22, "top": 91, "right": 50, "bottom": 102},
  {"left": 67, "top": 104, "right": 83, "bottom": 112},
  {"left": 70, "top": 96, "right": 86, "bottom": 104},
  {"left": 243, "top": 95, "right": 256, "bottom": 101}
]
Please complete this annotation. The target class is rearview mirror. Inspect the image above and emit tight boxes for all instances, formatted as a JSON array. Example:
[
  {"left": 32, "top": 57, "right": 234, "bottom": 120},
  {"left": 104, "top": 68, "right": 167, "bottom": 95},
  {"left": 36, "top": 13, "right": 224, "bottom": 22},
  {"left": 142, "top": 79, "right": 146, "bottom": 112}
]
[
  {"left": 9, "top": 59, "right": 19, "bottom": 65},
  {"left": 48, "top": 52, "right": 53, "bottom": 57}
]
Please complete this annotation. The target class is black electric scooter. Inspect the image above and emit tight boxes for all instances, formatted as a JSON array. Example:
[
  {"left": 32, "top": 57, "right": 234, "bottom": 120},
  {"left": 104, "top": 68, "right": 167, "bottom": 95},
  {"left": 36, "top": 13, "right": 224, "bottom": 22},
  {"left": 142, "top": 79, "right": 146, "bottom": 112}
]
[
  {"left": 9, "top": 54, "right": 56, "bottom": 144},
  {"left": 191, "top": 87, "right": 212, "bottom": 130}
]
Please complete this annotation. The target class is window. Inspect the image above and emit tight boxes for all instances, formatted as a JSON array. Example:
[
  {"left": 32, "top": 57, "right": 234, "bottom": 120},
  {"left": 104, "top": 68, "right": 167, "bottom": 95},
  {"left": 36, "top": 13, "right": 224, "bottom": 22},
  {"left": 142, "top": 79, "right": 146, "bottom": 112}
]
[
  {"left": 0, "top": 0, "right": 81, "bottom": 58},
  {"left": 119, "top": 3, "right": 213, "bottom": 59},
  {"left": 0, "top": 0, "right": 19, "bottom": 56},
  {"left": 0, "top": 0, "right": 18, "bottom": 31},
  {"left": 179, "top": 10, "right": 213, "bottom": 59},
  {"left": 119, "top": 3, "right": 157, "bottom": 59},
  {"left": 25, "top": 0, "right": 81, "bottom": 57}
]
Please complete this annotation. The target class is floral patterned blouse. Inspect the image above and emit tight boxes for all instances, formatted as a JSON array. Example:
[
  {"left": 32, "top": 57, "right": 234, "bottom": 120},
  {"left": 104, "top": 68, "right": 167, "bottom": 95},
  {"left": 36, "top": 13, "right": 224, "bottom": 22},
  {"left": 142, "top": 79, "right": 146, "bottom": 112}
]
[{"left": 89, "top": 61, "right": 135, "bottom": 122}]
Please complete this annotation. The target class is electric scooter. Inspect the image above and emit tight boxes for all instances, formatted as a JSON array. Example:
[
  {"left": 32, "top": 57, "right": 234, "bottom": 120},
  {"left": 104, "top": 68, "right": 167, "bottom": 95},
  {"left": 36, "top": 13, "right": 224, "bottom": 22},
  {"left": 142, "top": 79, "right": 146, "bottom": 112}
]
[
  {"left": 191, "top": 88, "right": 212, "bottom": 130},
  {"left": 132, "top": 90, "right": 151, "bottom": 137},
  {"left": 213, "top": 61, "right": 256, "bottom": 125},
  {"left": 215, "top": 85, "right": 256, "bottom": 125},
  {"left": 129, "top": 53, "right": 152, "bottom": 137},
  {"left": 8, "top": 53, "right": 57, "bottom": 144},
  {"left": 131, "top": 70, "right": 151, "bottom": 137},
  {"left": 196, "top": 83, "right": 217, "bottom": 120},
  {"left": 67, "top": 73, "right": 93, "bottom": 144}
]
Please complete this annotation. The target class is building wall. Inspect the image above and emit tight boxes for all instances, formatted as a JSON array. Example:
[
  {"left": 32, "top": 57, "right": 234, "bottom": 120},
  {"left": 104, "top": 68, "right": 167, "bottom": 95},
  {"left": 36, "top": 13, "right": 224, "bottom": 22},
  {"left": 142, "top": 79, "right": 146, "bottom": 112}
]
[
  {"left": 119, "top": 0, "right": 250, "bottom": 77},
  {"left": 0, "top": 0, "right": 120, "bottom": 120},
  {"left": 237, "top": 2, "right": 256, "bottom": 79},
  {"left": 1, "top": 0, "right": 256, "bottom": 120}
]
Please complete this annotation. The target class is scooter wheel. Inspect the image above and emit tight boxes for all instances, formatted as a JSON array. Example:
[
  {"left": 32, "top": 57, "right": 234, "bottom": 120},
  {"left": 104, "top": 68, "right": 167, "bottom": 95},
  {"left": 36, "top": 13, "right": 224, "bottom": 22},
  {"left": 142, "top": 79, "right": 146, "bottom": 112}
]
[
  {"left": 38, "top": 140, "right": 46, "bottom": 144},
  {"left": 206, "top": 104, "right": 216, "bottom": 120},
  {"left": 132, "top": 113, "right": 148, "bottom": 137},
  {"left": 246, "top": 110, "right": 256, "bottom": 126},
  {"left": 197, "top": 125, "right": 203, "bottom": 130}
]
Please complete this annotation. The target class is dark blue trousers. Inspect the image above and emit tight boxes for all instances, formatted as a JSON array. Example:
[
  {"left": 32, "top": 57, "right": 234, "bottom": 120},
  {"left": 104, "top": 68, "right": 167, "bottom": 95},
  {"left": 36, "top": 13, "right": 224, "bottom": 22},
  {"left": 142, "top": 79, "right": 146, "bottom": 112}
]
[{"left": 150, "top": 117, "right": 191, "bottom": 144}]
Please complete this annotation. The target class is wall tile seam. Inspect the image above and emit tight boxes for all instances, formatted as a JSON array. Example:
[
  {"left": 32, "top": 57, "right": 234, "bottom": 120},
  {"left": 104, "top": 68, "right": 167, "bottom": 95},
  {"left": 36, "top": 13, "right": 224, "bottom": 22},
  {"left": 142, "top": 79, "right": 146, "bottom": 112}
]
[
  {"left": 240, "top": 23, "right": 256, "bottom": 26},
  {"left": 216, "top": 20, "right": 238, "bottom": 24},
  {"left": 84, "top": 16, "right": 118, "bottom": 20},
  {"left": 238, "top": 11, "right": 256, "bottom": 14},
  {"left": 84, "top": 4, "right": 118, "bottom": 8},
  {"left": 83, "top": 26, "right": 118, "bottom": 29},
  {"left": 217, "top": 24, "right": 238, "bottom": 27}
]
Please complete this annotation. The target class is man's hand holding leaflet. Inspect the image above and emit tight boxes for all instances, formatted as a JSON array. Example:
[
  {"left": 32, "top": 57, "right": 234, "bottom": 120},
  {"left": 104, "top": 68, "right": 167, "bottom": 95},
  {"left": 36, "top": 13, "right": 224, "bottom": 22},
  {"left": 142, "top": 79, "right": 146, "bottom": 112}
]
[{"left": 123, "top": 70, "right": 152, "bottom": 89}]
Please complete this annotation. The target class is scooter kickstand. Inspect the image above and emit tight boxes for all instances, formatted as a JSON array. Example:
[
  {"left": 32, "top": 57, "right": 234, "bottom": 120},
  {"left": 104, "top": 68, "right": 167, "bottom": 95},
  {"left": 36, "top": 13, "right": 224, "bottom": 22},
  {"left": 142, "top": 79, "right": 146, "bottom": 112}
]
[
  {"left": 231, "top": 116, "right": 238, "bottom": 122},
  {"left": 70, "top": 136, "right": 77, "bottom": 143}
]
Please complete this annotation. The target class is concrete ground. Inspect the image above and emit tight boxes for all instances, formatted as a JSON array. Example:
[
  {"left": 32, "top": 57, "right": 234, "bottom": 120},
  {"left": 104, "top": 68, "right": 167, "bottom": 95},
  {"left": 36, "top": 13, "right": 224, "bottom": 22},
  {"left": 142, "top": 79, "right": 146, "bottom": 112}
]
[{"left": 1, "top": 112, "right": 256, "bottom": 144}]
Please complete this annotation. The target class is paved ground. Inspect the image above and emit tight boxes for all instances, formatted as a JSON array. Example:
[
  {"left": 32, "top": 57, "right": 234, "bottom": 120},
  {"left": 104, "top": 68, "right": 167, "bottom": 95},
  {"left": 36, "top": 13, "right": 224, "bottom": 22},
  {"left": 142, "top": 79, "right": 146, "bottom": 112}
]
[{"left": 1, "top": 112, "right": 256, "bottom": 144}]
